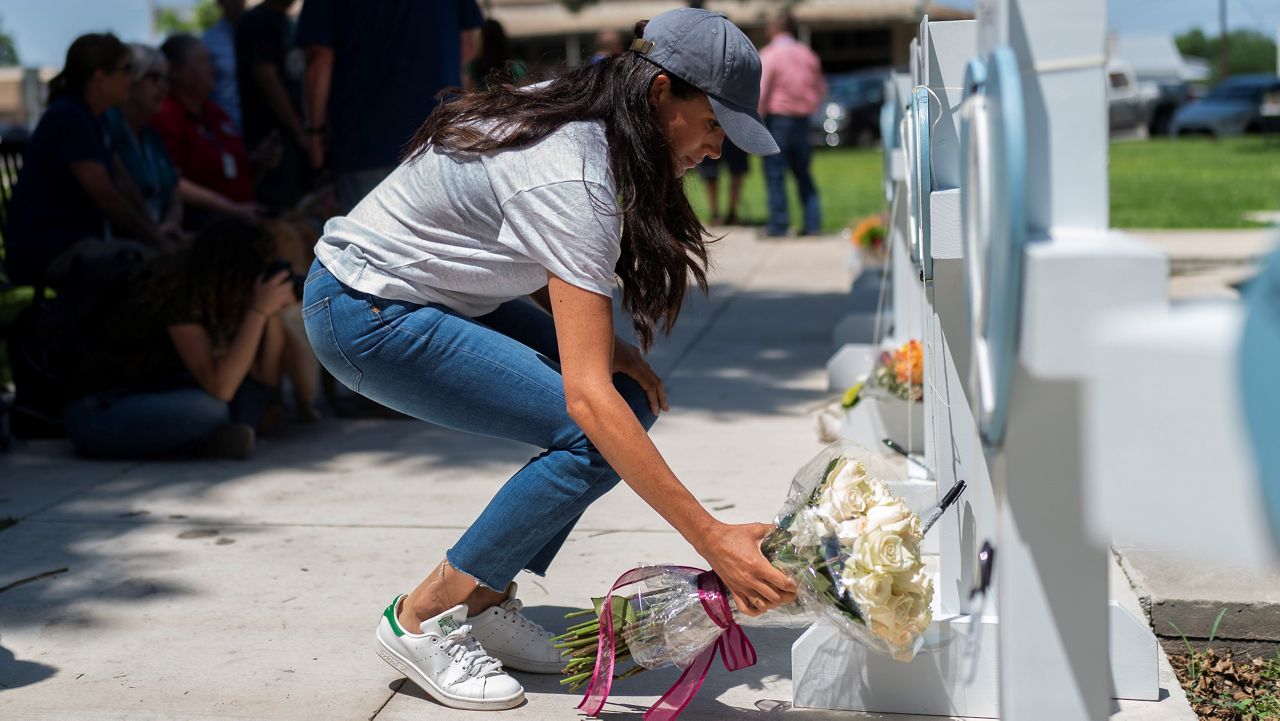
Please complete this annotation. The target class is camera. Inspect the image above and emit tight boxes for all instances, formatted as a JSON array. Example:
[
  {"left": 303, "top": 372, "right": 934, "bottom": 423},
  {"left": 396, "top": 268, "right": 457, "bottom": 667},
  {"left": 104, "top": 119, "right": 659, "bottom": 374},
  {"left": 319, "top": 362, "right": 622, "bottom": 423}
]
[{"left": 263, "top": 258, "right": 304, "bottom": 301}]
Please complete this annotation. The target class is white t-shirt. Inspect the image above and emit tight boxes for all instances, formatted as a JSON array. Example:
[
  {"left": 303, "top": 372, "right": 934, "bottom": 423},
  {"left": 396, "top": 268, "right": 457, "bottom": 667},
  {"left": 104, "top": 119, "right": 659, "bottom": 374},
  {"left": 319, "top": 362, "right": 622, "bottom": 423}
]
[{"left": 315, "top": 120, "right": 620, "bottom": 317}]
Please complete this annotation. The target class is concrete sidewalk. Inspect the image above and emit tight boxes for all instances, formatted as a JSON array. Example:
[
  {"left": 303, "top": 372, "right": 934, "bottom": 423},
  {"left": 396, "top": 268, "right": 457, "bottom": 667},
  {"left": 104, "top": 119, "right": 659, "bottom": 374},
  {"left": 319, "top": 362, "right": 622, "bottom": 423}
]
[{"left": 0, "top": 229, "right": 1189, "bottom": 720}]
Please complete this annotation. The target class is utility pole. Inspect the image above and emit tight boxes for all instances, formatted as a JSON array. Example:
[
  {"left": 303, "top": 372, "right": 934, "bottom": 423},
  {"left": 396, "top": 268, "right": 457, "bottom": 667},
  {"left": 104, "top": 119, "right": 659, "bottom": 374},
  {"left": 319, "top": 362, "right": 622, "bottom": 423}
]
[
  {"left": 146, "top": 0, "right": 158, "bottom": 42},
  {"left": 1218, "top": 0, "right": 1228, "bottom": 80}
]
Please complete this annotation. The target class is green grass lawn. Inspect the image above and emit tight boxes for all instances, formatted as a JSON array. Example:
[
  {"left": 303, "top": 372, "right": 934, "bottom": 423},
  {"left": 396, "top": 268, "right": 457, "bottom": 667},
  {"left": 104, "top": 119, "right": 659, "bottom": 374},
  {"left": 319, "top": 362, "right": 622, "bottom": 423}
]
[
  {"left": 685, "top": 136, "right": 1280, "bottom": 233},
  {"left": 1110, "top": 136, "right": 1280, "bottom": 228},
  {"left": 683, "top": 147, "right": 885, "bottom": 234}
]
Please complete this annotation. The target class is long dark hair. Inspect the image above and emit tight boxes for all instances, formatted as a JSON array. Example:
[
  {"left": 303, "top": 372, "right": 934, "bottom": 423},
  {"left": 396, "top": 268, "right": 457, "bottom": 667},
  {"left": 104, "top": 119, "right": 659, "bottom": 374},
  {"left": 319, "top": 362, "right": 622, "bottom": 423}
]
[
  {"left": 407, "top": 22, "right": 712, "bottom": 350},
  {"left": 138, "top": 218, "right": 275, "bottom": 347},
  {"left": 48, "top": 33, "right": 129, "bottom": 103}
]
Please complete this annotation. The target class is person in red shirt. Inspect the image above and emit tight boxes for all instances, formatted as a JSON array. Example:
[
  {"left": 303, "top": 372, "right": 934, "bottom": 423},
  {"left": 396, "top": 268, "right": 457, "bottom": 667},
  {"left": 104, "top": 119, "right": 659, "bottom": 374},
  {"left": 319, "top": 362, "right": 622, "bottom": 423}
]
[
  {"left": 758, "top": 12, "right": 827, "bottom": 237},
  {"left": 154, "top": 33, "right": 270, "bottom": 229}
]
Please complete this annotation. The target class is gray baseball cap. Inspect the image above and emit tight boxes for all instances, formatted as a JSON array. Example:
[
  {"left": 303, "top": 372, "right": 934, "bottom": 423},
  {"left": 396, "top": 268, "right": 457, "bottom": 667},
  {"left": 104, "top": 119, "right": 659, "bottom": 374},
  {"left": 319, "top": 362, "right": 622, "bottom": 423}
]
[{"left": 631, "top": 8, "right": 780, "bottom": 156}]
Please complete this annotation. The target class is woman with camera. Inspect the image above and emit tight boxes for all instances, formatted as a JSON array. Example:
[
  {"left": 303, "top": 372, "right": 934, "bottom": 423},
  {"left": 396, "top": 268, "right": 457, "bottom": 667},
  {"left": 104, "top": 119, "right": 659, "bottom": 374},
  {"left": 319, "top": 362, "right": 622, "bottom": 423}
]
[{"left": 62, "top": 217, "right": 296, "bottom": 460}]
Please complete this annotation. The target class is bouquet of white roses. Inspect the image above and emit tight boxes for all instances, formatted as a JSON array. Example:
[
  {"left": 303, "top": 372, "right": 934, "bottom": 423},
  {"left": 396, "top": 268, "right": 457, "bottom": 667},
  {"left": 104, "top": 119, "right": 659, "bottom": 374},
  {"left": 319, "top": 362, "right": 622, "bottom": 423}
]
[{"left": 561, "top": 441, "right": 963, "bottom": 706}]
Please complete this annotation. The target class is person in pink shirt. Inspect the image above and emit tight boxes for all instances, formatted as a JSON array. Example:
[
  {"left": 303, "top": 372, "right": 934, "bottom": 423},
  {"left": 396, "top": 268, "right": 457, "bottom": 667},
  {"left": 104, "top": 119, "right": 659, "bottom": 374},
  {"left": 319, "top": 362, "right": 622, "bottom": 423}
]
[{"left": 758, "top": 12, "right": 826, "bottom": 236}]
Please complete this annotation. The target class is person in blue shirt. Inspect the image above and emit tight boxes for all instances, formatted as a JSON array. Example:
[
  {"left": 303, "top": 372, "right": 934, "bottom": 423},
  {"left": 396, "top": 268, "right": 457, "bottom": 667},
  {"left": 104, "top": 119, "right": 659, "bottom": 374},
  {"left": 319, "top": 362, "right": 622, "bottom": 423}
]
[
  {"left": 297, "top": 0, "right": 483, "bottom": 213},
  {"left": 4, "top": 33, "right": 173, "bottom": 289},
  {"left": 203, "top": 0, "right": 245, "bottom": 131},
  {"left": 104, "top": 43, "right": 183, "bottom": 236}
]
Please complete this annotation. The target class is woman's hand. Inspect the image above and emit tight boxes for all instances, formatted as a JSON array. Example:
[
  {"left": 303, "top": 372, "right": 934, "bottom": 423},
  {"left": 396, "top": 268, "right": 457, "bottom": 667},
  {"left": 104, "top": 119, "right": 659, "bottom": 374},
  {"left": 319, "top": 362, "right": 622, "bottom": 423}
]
[
  {"left": 695, "top": 521, "right": 797, "bottom": 617},
  {"left": 232, "top": 201, "right": 267, "bottom": 222},
  {"left": 252, "top": 270, "right": 296, "bottom": 318},
  {"left": 613, "top": 337, "right": 668, "bottom": 416}
]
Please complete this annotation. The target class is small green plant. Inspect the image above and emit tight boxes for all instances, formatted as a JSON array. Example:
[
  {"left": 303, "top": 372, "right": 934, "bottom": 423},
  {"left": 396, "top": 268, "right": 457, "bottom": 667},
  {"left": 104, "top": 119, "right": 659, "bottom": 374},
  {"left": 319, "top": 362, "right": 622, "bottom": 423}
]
[{"left": 1169, "top": 609, "right": 1280, "bottom": 721}]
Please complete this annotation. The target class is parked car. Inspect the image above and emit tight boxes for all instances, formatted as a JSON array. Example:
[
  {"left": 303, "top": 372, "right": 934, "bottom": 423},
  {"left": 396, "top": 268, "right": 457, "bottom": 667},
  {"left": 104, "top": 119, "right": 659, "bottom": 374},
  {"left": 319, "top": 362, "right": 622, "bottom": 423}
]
[
  {"left": 1108, "top": 34, "right": 1199, "bottom": 135},
  {"left": 1107, "top": 60, "right": 1159, "bottom": 136},
  {"left": 810, "top": 69, "right": 891, "bottom": 148},
  {"left": 1170, "top": 74, "right": 1280, "bottom": 137},
  {"left": 1149, "top": 80, "right": 1193, "bottom": 135}
]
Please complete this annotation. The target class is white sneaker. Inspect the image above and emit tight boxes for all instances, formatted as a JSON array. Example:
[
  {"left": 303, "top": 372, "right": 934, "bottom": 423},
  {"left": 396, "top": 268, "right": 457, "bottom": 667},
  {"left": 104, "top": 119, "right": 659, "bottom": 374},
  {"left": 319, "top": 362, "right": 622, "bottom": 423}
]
[
  {"left": 375, "top": 595, "right": 524, "bottom": 710},
  {"left": 468, "top": 583, "right": 564, "bottom": 674}
]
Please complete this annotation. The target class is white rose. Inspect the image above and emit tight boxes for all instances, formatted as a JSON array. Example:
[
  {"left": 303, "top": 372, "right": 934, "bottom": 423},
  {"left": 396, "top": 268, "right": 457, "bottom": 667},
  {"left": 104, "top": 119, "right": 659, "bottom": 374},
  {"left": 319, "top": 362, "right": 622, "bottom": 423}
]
[
  {"left": 899, "top": 589, "right": 933, "bottom": 638},
  {"left": 892, "top": 567, "right": 933, "bottom": 601},
  {"left": 868, "top": 589, "right": 930, "bottom": 649},
  {"left": 816, "top": 486, "right": 858, "bottom": 524},
  {"left": 817, "top": 460, "right": 874, "bottom": 522},
  {"left": 843, "top": 568, "right": 893, "bottom": 610},
  {"left": 853, "top": 528, "right": 917, "bottom": 574},
  {"left": 867, "top": 593, "right": 909, "bottom": 632},
  {"left": 864, "top": 497, "right": 921, "bottom": 537},
  {"left": 834, "top": 517, "right": 866, "bottom": 545},
  {"left": 867, "top": 479, "right": 893, "bottom": 503},
  {"left": 829, "top": 458, "right": 869, "bottom": 495}
]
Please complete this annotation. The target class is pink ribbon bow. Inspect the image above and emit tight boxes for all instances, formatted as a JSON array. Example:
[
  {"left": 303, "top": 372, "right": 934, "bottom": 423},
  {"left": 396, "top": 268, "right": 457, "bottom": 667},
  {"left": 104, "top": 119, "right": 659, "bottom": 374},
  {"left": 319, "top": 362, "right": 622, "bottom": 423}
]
[{"left": 578, "top": 565, "right": 758, "bottom": 721}]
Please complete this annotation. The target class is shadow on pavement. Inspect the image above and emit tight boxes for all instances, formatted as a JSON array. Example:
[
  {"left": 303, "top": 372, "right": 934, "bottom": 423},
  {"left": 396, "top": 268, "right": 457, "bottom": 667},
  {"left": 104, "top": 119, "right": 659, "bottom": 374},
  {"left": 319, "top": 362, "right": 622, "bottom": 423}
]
[
  {"left": 0, "top": 283, "right": 850, "bottom": 681},
  {"left": 0, "top": 642, "right": 57, "bottom": 690}
]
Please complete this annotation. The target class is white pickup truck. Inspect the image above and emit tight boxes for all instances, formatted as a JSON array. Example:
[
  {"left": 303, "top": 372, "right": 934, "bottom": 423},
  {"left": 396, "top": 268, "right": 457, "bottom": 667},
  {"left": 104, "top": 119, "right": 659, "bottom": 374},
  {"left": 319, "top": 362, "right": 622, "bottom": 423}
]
[{"left": 1107, "top": 60, "right": 1160, "bottom": 136}]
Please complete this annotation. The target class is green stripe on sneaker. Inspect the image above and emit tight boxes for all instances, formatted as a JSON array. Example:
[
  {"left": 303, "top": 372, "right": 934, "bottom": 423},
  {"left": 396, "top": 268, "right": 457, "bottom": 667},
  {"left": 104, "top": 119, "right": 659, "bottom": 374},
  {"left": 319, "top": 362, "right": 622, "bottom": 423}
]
[{"left": 384, "top": 596, "right": 406, "bottom": 637}]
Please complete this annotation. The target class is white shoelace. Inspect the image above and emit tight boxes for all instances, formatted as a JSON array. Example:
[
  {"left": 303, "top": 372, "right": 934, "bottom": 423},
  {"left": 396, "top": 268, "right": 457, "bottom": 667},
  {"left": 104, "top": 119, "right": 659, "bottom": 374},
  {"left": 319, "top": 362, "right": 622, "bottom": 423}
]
[
  {"left": 441, "top": 624, "right": 504, "bottom": 678},
  {"left": 498, "top": 599, "right": 553, "bottom": 639}
]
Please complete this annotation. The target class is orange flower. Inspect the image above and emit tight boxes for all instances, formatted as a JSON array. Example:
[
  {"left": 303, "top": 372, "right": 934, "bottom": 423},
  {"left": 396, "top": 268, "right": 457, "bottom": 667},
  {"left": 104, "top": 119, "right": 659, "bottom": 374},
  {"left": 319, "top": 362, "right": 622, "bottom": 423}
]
[
  {"left": 892, "top": 340, "right": 923, "bottom": 386},
  {"left": 850, "top": 214, "right": 887, "bottom": 249}
]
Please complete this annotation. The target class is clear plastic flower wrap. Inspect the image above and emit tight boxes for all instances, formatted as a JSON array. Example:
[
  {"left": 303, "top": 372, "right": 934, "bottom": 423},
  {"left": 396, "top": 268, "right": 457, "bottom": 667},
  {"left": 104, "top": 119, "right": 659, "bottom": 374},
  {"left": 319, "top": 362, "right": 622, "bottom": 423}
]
[{"left": 558, "top": 441, "right": 954, "bottom": 691}]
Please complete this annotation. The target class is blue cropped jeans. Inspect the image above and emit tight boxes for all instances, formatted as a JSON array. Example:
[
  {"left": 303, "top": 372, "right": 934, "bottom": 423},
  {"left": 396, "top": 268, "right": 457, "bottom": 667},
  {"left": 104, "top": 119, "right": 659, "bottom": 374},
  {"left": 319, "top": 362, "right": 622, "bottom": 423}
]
[{"left": 301, "top": 261, "right": 657, "bottom": 590}]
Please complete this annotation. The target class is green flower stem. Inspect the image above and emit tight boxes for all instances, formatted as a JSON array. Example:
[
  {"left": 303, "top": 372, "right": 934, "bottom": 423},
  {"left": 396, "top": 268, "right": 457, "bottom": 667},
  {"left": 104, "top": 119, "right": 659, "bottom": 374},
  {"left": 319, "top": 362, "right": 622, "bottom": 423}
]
[
  {"left": 561, "top": 671, "right": 593, "bottom": 686},
  {"left": 555, "top": 637, "right": 603, "bottom": 650}
]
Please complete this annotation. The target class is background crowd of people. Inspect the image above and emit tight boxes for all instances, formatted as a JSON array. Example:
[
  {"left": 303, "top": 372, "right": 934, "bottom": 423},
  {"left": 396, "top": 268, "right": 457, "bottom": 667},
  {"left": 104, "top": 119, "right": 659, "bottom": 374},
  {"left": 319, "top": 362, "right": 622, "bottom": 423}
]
[
  {"left": 0, "top": 1, "right": 826, "bottom": 461},
  {"left": 1, "top": 0, "right": 488, "bottom": 460}
]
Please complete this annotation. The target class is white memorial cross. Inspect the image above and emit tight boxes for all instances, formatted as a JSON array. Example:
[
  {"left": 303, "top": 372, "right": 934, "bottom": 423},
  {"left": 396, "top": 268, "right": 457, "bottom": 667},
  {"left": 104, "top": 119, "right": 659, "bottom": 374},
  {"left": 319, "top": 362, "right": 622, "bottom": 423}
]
[{"left": 799, "top": 2, "right": 1172, "bottom": 717}]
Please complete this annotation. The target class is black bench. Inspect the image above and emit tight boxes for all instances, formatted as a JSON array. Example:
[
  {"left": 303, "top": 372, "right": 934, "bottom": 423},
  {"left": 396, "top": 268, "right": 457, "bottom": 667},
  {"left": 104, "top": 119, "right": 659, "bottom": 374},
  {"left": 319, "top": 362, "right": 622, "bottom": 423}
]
[{"left": 0, "top": 139, "right": 31, "bottom": 450}]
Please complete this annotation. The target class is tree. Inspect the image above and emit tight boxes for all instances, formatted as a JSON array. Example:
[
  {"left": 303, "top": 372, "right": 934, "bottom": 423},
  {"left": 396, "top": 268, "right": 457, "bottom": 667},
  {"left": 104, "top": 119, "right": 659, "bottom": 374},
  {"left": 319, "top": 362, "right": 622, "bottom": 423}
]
[
  {"left": 154, "top": 0, "right": 222, "bottom": 36},
  {"left": 1176, "top": 28, "right": 1277, "bottom": 82},
  {"left": 0, "top": 14, "right": 19, "bottom": 66}
]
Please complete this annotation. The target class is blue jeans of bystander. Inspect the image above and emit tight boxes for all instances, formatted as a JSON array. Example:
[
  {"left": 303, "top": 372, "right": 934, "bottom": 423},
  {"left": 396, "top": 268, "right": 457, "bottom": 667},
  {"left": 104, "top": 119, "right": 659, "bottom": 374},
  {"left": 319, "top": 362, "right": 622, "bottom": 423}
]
[
  {"left": 64, "top": 377, "right": 274, "bottom": 459},
  {"left": 763, "top": 114, "right": 822, "bottom": 236}
]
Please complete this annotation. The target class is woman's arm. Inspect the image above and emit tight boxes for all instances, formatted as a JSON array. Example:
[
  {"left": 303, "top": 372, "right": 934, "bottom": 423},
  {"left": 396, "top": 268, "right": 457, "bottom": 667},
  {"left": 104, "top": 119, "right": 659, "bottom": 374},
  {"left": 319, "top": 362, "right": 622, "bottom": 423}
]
[
  {"left": 111, "top": 154, "right": 152, "bottom": 218},
  {"left": 547, "top": 274, "right": 796, "bottom": 615},
  {"left": 304, "top": 44, "right": 333, "bottom": 169},
  {"left": 69, "top": 160, "right": 168, "bottom": 249},
  {"left": 168, "top": 316, "right": 266, "bottom": 402},
  {"left": 160, "top": 188, "right": 184, "bottom": 237},
  {"left": 167, "top": 271, "right": 295, "bottom": 402}
]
